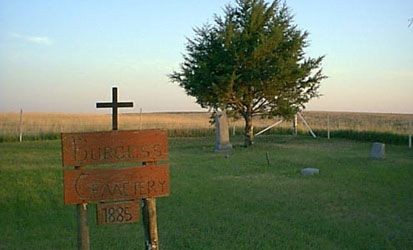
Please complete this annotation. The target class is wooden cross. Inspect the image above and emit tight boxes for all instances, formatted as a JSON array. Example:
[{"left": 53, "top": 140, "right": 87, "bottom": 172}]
[{"left": 96, "top": 87, "right": 134, "bottom": 130}]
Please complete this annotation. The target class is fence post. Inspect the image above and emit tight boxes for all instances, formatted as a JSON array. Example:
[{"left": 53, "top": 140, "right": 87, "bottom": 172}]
[
  {"left": 19, "top": 109, "right": 23, "bottom": 142},
  {"left": 409, "top": 118, "right": 412, "bottom": 149},
  {"left": 327, "top": 114, "right": 330, "bottom": 140},
  {"left": 140, "top": 108, "right": 143, "bottom": 130}
]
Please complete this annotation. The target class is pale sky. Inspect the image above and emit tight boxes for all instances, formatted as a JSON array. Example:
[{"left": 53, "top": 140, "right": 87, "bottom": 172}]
[{"left": 0, "top": 0, "right": 412, "bottom": 114}]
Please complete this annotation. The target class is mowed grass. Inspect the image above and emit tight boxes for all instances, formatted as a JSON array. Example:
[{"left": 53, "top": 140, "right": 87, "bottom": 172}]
[{"left": 0, "top": 135, "right": 412, "bottom": 249}]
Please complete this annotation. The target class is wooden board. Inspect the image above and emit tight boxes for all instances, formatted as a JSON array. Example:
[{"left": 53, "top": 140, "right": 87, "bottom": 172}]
[
  {"left": 64, "top": 165, "right": 169, "bottom": 204},
  {"left": 97, "top": 200, "right": 140, "bottom": 225},
  {"left": 61, "top": 130, "right": 168, "bottom": 167}
]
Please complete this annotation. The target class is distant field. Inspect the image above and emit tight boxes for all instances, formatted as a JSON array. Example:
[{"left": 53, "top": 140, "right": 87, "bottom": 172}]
[
  {"left": 0, "top": 135, "right": 412, "bottom": 249},
  {"left": 0, "top": 111, "right": 412, "bottom": 143}
]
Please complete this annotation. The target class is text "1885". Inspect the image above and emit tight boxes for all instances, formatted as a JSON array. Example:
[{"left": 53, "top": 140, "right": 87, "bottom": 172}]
[{"left": 97, "top": 201, "right": 140, "bottom": 225}]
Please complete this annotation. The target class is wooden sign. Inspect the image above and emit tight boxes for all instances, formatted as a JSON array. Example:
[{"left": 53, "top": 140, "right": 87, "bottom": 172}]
[
  {"left": 97, "top": 200, "right": 140, "bottom": 225},
  {"left": 64, "top": 165, "right": 169, "bottom": 205},
  {"left": 61, "top": 130, "right": 168, "bottom": 167}
]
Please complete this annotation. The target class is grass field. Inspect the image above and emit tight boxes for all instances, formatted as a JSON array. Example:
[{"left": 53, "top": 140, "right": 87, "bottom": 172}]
[
  {"left": 0, "top": 135, "right": 412, "bottom": 249},
  {"left": 1, "top": 111, "right": 412, "bottom": 143}
]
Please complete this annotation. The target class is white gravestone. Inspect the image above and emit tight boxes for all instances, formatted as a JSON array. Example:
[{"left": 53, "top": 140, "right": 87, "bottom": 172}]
[
  {"left": 371, "top": 142, "right": 385, "bottom": 159},
  {"left": 301, "top": 168, "right": 319, "bottom": 175},
  {"left": 215, "top": 112, "right": 232, "bottom": 152}
]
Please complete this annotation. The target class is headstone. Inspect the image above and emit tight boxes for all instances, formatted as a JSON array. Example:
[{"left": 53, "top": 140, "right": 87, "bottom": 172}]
[
  {"left": 301, "top": 168, "right": 319, "bottom": 175},
  {"left": 215, "top": 111, "right": 232, "bottom": 152},
  {"left": 371, "top": 142, "right": 385, "bottom": 159}
]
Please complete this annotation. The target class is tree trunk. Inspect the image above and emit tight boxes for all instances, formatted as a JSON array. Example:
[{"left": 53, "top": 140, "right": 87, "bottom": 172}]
[{"left": 244, "top": 114, "right": 254, "bottom": 147}]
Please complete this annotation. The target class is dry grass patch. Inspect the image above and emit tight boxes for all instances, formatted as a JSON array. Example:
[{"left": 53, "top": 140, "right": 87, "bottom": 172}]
[{"left": 0, "top": 111, "right": 412, "bottom": 141}]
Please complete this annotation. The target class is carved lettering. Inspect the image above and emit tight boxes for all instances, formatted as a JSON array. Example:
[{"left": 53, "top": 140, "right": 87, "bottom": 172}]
[
  {"left": 127, "top": 145, "right": 137, "bottom": 159},
  {"left": 97, "top": 201, "right": 140, "bottom": 225},
  {"left": 62, "top": 130, "right": 168, "bottom": 167},
  {"left": 80, "top": 180, "right": 166, "bottom": 201},
  {"left": 147, "top": 181, "right": 156, "bottom": 194},
  {"left": 91, "top": 183, "right": 100, "bottom": 198},
  {"left": 74, "top": 173, "right": 89, "bottom": 199},
  {"left": 90, "top": 148, "right": 99, "bottom": 160},
  {"left": 73, "top": 136, "right": 88, "bottom": 161},
  {"left": 104, "top": 147, "right": 113, "bottom": 160},
  {"left": 135, "top": 182, "right": 145, "bottom": 195},
  {"left": 122, "top": 181, "right": 129, "bottom": 196},
  {"left": 72, "top": 144, "right": 165, "bottom": 163},
  {"left": 159, "top": 180, "right": 166, "bottom": 192},
  {"left": 64, "top": 165, "right": 169, "bottom": 204},
  {"left": 115, "top": 146, "right": 126, "bottom": 160}
]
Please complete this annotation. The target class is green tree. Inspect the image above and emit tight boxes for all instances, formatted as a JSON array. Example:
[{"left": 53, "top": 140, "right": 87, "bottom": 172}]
[{"left": 170, "top": 0, "right": 326, "bottom": 146}]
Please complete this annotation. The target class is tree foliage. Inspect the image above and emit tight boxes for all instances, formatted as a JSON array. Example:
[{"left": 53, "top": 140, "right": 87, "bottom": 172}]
[{"left": 170, "top": 0, "right": 326, "bottom": 146}]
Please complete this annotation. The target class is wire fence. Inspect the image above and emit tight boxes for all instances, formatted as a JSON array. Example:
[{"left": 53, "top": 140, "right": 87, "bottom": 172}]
[{"left": 0, "top": 111, "right": 412, "bottom": 146}]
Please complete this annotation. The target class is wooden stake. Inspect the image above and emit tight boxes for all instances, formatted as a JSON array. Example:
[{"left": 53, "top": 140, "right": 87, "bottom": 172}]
[
  {"left": 140, "top": 108, "right": 143, "bottom": 130},
  {"left": 19, "top": 109, "right": 23, "bottom": 142},
  {"left": 409, "top": 118, "right": 412, "bottom": 149},
  {"left": 142, "top": 161, "right": 159, "bottom": 250},
  {"left": 232, "top": 123, "right": 236, "bottom": 136},
  {"left": 255, "top": 120, "right": 283, "bottom": 136},
  {"left": 265, "top": 152, "right": 271, "bottom": 166},
  {"left": 327, "top": 114, "right": 330, "bottom": 140},
  {"left": 298, "top": 113, "right": 316, "bottom": 138},
  {"left": 76, "top": 166, "right": 90, "bottom": 250}
]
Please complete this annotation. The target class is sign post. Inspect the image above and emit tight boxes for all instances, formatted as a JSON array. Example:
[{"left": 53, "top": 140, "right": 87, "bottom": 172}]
[
  {"left": 142, "top": 161, "right": 160, "bottom": 250},
  {"left": 62, "top": 87, "right": 168, "bottom": 250},
  {"left": 76, "top": 191, "right": 89, "bottom": 250}
]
